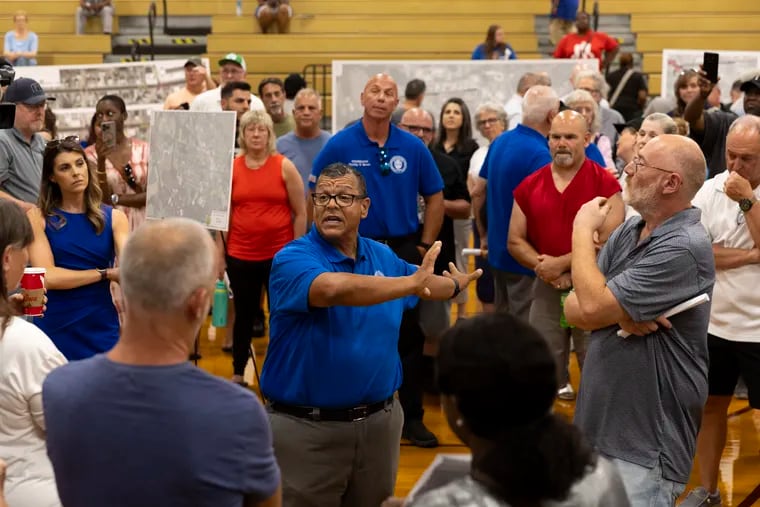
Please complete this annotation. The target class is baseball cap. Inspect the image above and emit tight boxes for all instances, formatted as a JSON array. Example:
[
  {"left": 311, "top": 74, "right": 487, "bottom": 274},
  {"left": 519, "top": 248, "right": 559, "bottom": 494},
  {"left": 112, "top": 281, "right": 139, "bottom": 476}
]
[
  {"left": 614, "top": 116, "right": 643, "bottom": 135},
  {"left": 3, "top": 77, "right": 55, "bottom": 105},
  {"left": 184, "top": 57, "right": 203, "bottom": 68},
  {"left": 740, "top": 73, "right": 760, "bottom": 93},
  {"left": 218, "top": 53, "right": 247, "bottom": 71}
]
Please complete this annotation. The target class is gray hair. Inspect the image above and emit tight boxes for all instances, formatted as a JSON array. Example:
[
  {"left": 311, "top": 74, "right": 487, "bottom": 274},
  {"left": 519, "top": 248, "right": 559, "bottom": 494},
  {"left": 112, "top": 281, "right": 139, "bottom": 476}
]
[
  {"left": 516, "top": 72, "right": 552, "bottom": 94},
  {"left": 564, "top": 89, "right": 602, "bottom": 134},
  {"left": 521, "top": 85, "right": 560, "bottom": 125},
  {"left": 294, "top": 87, "right": 322, "bottom": 110},
  {"left": 574, "top": 70, "right": 609, "bottom": 99},
  {"left": 475, "top": 102, "right": 508, "bottom": 129},
  {"left": 120, "top": 218, "right": 216, "bottom": 313},
  {"left": 238, "top": 110, "right": 277, "bottom": 155},
  {"left": 728, "top": 113, "right": 760, "bottom": 137},
  {"left": 643, "top": 113, "right": 678, "bottom": 135}
]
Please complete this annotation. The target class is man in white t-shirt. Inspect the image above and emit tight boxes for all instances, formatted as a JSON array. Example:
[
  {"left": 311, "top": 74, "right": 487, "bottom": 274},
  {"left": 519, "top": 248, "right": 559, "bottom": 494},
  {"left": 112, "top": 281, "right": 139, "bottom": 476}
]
[
  {"left": 684, "top": 114, "right": 760, "bottom": 507},
  {"left": 190, "top": 53, "right": 265, "bottom": 113},
  {"left": 503, "top": 72, "right": 551, "bottom": 131}
]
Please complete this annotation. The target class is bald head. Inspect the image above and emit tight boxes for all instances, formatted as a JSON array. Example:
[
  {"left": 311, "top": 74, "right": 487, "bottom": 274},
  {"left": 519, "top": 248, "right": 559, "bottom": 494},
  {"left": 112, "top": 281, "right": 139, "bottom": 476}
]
[
  {"left": 361, "top": 73, "right": 399, "bottom": 121},
  {"left": 552, "top": 109, "right": 589, "bottom": 133},
  {"left": 120, "top": 218, "right": 216, "bottom": 314},
  {"left": 549, "top": 110, "right": 590, "bottom": 170},
  {"left": 642, "top": 135, "right": 706, "bottom": 199},
  {"left": 399, "top": 107, "right": 434, "bottom": 144}
]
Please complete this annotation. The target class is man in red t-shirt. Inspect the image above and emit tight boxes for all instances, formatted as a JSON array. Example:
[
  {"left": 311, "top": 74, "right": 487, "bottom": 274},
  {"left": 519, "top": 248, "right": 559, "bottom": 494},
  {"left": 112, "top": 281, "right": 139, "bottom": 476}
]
[
  {"left": 554, "top": 11, "right": 619, "bottom": 72},
  {"left": 508, "top": 110, "right": 624, "bottom": 400}
]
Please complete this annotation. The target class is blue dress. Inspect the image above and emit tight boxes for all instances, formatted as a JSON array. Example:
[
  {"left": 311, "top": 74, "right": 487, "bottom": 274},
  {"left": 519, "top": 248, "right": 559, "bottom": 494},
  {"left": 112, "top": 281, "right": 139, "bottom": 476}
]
[{"left": 34, "top": 206, "right": 119, "bottom": 360}]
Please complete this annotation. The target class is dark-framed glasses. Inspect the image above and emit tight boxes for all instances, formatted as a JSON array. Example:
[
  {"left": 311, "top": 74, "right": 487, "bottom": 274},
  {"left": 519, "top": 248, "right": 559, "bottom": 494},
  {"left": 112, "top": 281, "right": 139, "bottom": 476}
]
[
  {"left": 477, "top": 117, "right": 500, "bottom": 127},
  {"left": 378, "top": 146, "right": 391, "bottom": 176},
  {"left": 400, "top": 124, "right": 433, "bottom": 134},
  {"left": 312, "top": 193, "right": 366, "bottom": 207}
]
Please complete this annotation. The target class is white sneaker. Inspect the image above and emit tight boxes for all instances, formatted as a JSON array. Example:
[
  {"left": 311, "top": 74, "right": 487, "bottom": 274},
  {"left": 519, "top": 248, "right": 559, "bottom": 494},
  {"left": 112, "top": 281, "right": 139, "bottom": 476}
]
[{"left": 557, "top": 383, "right": 576, "bottom": 400}]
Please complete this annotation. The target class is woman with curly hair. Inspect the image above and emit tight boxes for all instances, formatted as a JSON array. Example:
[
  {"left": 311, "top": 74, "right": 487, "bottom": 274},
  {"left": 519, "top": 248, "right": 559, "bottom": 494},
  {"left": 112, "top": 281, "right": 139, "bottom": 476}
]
[
  {"left": 27, "top": 137, "right": 128, "bottom": 360},
  {"left": 386, "top": 313, "right": 630, "bottom": 507}
]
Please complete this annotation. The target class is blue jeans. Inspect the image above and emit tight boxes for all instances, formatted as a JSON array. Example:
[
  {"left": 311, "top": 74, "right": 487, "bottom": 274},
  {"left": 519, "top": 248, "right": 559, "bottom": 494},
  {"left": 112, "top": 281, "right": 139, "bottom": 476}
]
[{"left": 609, "top": 456, "right": 686, "bottom": 507}]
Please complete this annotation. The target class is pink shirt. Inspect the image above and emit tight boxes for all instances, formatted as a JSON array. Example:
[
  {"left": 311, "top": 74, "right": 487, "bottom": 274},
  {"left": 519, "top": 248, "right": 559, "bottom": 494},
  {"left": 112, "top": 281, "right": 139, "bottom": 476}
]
[{"left": 85, "top": 138, "right": 150, "bottom": 231}]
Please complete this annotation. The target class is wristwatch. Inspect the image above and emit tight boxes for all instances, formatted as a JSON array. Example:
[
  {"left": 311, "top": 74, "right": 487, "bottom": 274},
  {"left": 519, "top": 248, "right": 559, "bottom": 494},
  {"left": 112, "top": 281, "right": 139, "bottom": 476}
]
[
  {"left": 739, "top": 196, "right": 757, "bottom": 213},
  {"left": 110, "top": 193, "right": 119, "bottom": 206},
  {"left": 450, "top": 278, "right": 462, "bottom": 299},
  {"left": 96, "top": 268, "right": 108, "bottom": 281},
  {"left": 417, "top": 241, "right": 432, "bottom": 251}
]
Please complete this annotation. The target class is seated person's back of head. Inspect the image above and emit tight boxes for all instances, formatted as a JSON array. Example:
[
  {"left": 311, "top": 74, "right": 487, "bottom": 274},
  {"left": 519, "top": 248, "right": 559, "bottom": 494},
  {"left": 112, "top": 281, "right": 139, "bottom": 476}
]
[{"left": 407, "top": 313, "right": 630, "bottom": 507}]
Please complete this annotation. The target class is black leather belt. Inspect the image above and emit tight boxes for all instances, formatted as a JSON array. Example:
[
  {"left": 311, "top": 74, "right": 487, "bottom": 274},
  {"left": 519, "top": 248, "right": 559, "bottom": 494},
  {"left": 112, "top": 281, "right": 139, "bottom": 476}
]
[{"left": 268, "top": 396, "right": 394, "bottom": 422}]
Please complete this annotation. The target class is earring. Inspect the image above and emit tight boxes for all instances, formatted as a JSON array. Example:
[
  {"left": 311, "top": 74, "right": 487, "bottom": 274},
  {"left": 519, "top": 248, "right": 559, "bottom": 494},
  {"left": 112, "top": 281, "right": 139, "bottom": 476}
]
[{"left": 455, "top": 418, "right": 464, "bottom": 428}]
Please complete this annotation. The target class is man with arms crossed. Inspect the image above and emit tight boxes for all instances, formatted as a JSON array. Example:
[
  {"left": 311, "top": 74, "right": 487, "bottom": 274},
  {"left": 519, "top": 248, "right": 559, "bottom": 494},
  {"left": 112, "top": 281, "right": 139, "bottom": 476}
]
[{"left": 565, "top": 135, "right": 715, "bottom": 507}]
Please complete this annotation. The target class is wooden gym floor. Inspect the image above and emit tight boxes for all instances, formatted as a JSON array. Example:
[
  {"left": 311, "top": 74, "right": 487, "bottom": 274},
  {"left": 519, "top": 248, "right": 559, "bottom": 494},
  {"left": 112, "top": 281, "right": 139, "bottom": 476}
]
[{"left": 196, "top": 293, "right": 760, "bottom": 505}]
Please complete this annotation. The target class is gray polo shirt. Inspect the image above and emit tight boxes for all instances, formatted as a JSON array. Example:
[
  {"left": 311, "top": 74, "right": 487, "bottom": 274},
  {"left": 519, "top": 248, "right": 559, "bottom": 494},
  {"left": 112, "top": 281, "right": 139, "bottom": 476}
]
[
  {"left": 574, "top": 208, "right": 715, "bottom": 484},
  {"left": 0, "top": 127, "right": 45, "bottom": 203}
]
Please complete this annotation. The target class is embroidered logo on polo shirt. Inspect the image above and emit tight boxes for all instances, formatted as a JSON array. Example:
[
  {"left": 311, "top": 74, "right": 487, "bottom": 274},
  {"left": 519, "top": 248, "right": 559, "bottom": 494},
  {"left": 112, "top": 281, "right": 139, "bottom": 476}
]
[
  {"left": 389, "top": 156, "right": 407, "bottom": 174},
  {"left": 374, "top": 270, "right": 385, "bottom": 277}
]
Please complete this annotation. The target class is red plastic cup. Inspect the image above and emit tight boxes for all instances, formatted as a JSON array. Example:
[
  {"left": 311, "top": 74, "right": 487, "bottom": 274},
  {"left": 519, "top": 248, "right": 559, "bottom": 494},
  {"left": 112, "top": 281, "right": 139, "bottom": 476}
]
[{"left": 21, "top": 267, "right": 46, "bottom": 317}]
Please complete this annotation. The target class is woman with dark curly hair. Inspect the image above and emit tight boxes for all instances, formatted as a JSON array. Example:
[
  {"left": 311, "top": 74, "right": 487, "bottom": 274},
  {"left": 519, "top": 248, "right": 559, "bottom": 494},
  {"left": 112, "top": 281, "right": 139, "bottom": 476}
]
[
  {"left": 387, "top": 313, "right": 630, "bottom": 507},
  {"left": 27, "top": 137, "right": 128, "bottom": 360}
]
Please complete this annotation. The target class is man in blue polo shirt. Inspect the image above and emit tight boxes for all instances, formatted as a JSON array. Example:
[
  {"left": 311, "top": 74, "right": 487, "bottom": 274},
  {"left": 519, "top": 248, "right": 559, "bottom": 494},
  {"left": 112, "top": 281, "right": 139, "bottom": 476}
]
[
  {"left": 471, "top": 85, "right": 559, "bottom": 320},
  {"left": 263, "top": 163, "right": 480, "bottom": 507},
  {"left": 310, "top": 73, "right": 445, "bottom": 448}
]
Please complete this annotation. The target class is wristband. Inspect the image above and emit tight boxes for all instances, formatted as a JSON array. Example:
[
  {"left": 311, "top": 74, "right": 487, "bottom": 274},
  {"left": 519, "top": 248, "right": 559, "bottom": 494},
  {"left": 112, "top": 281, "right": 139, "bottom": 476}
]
[
  {"left": 417, "top": 241, "right": 432, "bottom": 251},
  {"left": 97, "top": 268, "right": 108, "bottom": 281},
  {"left": 450, "top": 278, "right": 461, "bottom": 299}
]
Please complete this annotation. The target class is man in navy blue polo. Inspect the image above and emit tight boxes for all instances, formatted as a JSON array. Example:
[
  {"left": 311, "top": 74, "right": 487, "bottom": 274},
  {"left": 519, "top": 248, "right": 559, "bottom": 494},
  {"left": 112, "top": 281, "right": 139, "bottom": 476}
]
[
  {"left": 470, "top": 85, "right": 559, "bottom": 320},
  {"left": 310, "top": 73, "right": 445, "bottom": 448},
  {"left": 262, "top": 163, "right": 480, "bottom": 507}
]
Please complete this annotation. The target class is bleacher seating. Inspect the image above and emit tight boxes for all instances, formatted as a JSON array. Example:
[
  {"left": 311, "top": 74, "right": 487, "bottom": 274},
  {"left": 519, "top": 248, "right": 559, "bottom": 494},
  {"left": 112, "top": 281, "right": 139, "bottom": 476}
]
[{"left": 2, "top": 0, "right": 760, "bottom": 103}]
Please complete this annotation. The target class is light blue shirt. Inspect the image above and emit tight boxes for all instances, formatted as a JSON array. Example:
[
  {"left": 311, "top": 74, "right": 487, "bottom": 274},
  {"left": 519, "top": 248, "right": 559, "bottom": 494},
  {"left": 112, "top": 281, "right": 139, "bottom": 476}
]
[
  {"left": 3, "top": 31, "right": 38, "bottom": 66},
  {"left": 276, "top": 130, "right": 331, "bottom": 192}
]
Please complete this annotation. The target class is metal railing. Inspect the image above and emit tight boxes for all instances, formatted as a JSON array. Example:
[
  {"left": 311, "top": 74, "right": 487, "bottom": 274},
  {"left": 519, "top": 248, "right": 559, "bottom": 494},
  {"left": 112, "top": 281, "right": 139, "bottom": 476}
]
[{"left": 146, "top": 1, "right": 157, "bottom": 60}]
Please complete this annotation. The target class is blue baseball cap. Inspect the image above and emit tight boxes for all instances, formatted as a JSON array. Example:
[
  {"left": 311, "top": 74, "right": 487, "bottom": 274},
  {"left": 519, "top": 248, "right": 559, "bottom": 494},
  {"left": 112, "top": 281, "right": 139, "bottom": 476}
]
[{"left": 3, "top": 77, "right": 55, "bottom": 105}]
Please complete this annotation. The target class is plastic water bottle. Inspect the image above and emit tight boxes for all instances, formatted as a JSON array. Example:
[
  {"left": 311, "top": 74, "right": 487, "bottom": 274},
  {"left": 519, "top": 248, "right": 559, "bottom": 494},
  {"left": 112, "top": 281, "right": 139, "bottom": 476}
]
[
  {"left": 559, "top": 290, "right": 574, "bottom": 329},
  {"left": 236, "top": 0, "right": 242, "bottom": 17},
  {"left": 212, "top": 280, "right": 228, "bottom": 328}
]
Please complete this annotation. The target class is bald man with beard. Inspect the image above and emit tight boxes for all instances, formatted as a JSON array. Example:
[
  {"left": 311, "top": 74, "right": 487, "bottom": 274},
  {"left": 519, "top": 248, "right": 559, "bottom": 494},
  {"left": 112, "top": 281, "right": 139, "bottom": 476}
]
[
  {"left": 566, "top": 135, "right": 715, "bottom": 506},
  {"left": 509, "top": 110, "right": 624, "bottom": 401}
]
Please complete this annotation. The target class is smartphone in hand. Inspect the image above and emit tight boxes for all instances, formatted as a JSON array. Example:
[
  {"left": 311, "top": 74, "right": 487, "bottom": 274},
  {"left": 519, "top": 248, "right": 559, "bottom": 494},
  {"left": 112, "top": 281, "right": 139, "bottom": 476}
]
[
  {"left": 703, "top": 52, "right": 719, "bottom": 84},
  {"left": 101, "top": 120, "right": 116, "bottom": 148}
]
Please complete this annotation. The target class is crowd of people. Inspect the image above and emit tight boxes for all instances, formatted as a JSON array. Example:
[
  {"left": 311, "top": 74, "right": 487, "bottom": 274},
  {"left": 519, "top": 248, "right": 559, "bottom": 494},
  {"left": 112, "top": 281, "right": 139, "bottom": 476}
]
[{"left": 1, "top": 8, "right": 760, "bottom": 505}]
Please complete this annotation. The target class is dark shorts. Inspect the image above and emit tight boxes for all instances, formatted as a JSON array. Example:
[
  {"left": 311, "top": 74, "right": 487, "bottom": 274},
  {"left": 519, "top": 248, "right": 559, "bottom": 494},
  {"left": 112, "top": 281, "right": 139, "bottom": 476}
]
[{"left": 707, "top": 334, "right": 760, "bottom": 408}]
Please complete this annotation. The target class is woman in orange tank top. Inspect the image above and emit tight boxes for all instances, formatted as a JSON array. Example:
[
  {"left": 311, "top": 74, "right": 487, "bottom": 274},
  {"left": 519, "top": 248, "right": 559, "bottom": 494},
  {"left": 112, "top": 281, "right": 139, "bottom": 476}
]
[{"left": 220, "top": 110, "right": 306, "bottom": 385}]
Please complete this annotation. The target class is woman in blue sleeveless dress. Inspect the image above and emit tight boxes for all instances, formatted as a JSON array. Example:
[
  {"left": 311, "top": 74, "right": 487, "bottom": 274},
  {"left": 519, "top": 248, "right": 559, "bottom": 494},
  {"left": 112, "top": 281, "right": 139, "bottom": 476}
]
[{"left": 27, "top": 137, "right": 129, "bottom": 360}]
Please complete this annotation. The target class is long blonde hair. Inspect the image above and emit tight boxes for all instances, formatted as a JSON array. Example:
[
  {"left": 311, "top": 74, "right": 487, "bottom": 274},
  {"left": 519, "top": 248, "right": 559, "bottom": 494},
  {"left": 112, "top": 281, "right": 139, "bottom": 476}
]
[{"left": 38, "top": 138, "right": 105, "bottom": 234}]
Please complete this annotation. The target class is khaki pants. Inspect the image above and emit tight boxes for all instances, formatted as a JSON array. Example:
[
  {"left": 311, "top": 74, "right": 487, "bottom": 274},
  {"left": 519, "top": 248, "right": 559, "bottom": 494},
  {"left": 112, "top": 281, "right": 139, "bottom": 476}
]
[
  {"left": 549, "top": 18, "right": 576, "bottom": 45},
  {"left": 269, "top": 398, "right": 404, "bottom": 507},
  {"left": 529, "top": 279, "right": 589, "bottom": 386}
]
